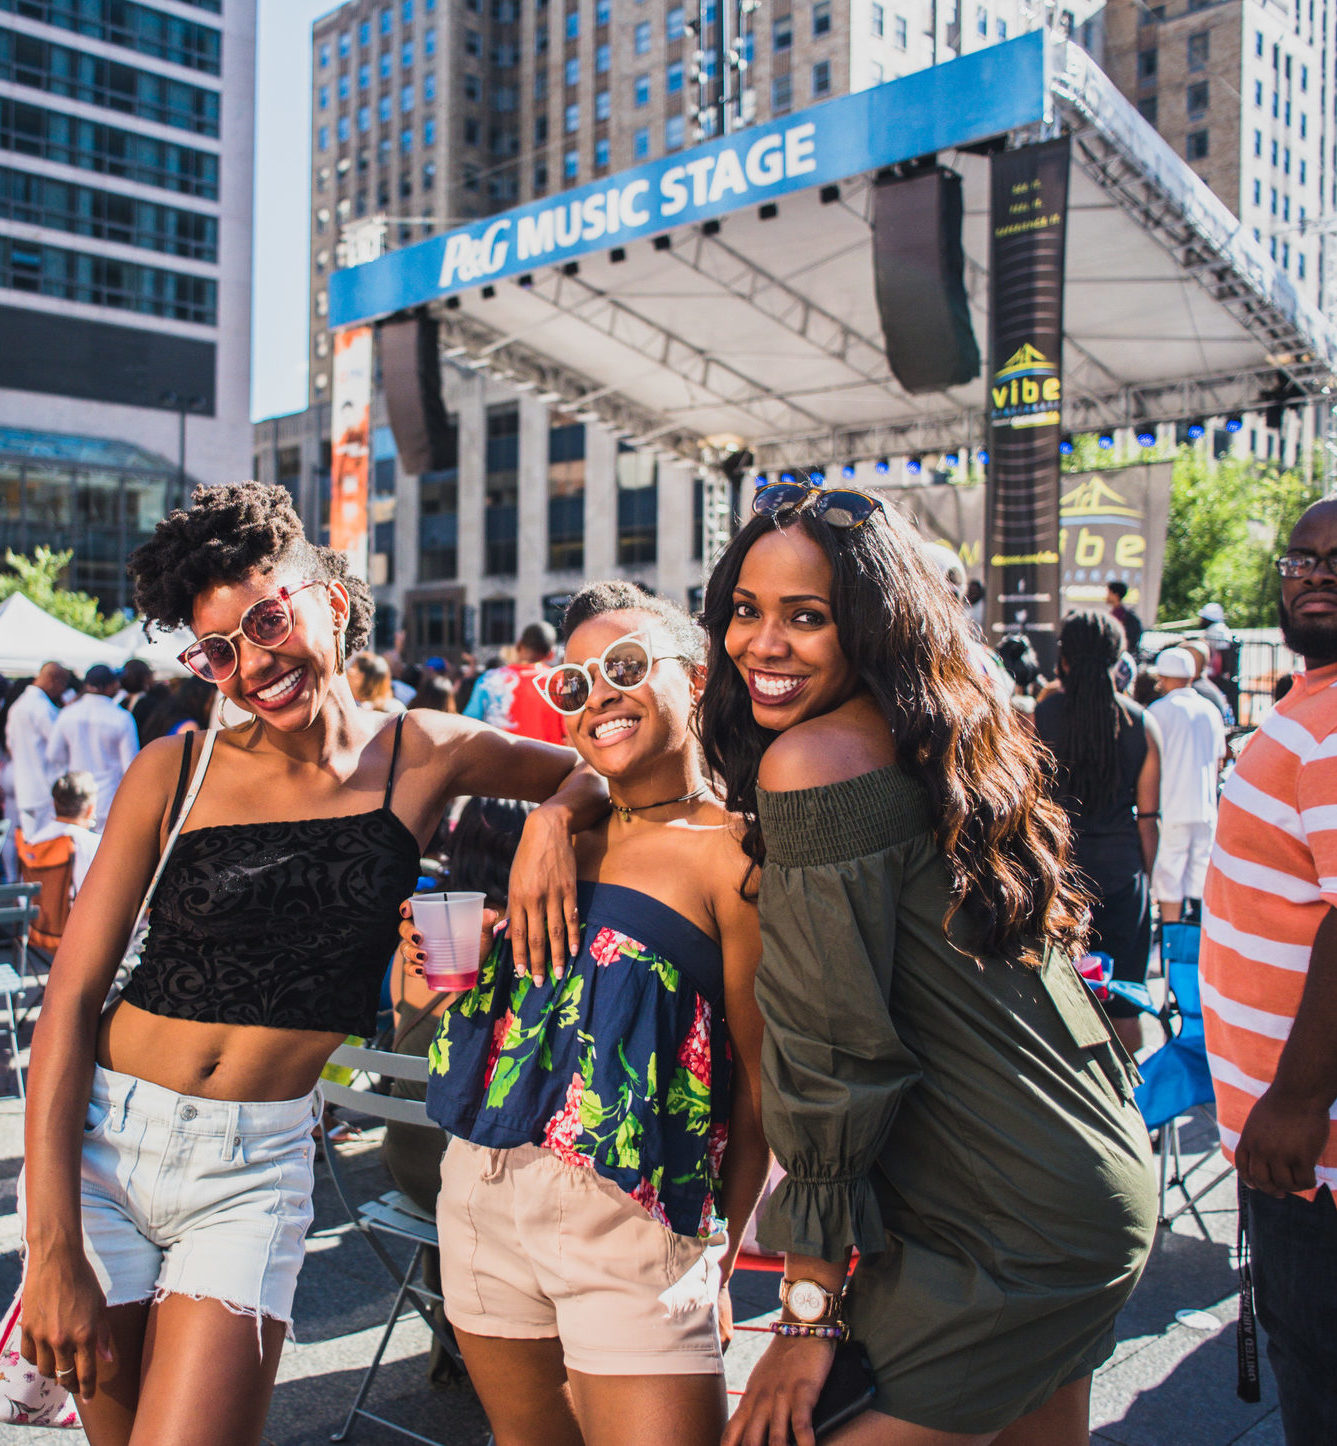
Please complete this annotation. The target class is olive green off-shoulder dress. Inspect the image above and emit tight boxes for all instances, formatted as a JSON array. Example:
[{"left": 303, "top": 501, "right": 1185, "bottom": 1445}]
[{"left": 754, "top": 765, "right": 1156, "bottom": 1434}]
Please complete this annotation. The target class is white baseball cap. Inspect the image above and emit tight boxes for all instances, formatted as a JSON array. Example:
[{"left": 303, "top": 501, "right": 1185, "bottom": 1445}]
[
  {"left": 1155, "top": 647, "right": 1196, "bottom": 679},
  {"left": 1198, "top": 602, "right": 1226, "bottom": 623}
]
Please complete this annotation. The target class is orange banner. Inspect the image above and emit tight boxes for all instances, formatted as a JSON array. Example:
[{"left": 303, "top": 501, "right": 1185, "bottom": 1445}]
[{"left": 330, "top": 326, "right": 373, "bottom": 577}]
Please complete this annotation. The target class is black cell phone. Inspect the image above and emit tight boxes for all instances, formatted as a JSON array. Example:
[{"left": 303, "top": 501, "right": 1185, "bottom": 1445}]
[{"left": 789, "top": 1339, "right": 878, "bottom": 1444}]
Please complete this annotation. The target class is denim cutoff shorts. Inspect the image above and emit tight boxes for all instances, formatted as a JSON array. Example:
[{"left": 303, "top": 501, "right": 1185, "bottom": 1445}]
[{"left": 26, "top": 1065, "right": 321, "bottom": 1339}]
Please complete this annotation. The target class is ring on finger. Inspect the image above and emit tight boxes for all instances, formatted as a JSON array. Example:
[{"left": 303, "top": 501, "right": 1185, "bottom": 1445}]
[{"left": 55, "top": 1366, "right": 76, "bottom": 1380}]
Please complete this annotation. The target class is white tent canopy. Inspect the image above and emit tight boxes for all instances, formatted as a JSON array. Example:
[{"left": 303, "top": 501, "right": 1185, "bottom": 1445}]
[
  {"left": 107, "top": 621, "right": 192, "bottom": 678},
  {"left": 0, "top": 593, "right": 127, "bottom": 676}
]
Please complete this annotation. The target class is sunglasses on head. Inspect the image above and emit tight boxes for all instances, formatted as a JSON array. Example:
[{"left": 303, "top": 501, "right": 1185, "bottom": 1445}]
[
  {"left": 532, "top": 631, "right": 684, "bottom": 715},
  {"left": 178, "top": 580, "right": 327, "bottom": 683},
  {"left": 752, "top": 480, "right": 885, "bottom": 529}
]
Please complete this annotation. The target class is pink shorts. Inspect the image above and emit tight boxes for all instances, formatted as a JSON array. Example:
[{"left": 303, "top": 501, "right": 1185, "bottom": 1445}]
[{"left": 438, "top": 1137, "right": 725, "bottom": 1376}]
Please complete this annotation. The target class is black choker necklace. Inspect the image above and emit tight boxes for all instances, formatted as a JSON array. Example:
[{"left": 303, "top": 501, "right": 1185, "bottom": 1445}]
[{"left": 610, "top": 786, "right": 707, "bottom": 824}]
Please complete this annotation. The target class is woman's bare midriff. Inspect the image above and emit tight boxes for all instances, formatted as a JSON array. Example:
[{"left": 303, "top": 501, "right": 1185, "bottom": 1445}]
[{"left": 97, "top": 999, "right": 344, "bottom": 1102}]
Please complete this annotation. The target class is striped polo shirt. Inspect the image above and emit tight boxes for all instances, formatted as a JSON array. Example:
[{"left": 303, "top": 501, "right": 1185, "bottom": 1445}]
[{"left": 1201, "top": 659, "right": 1337, "bottom": 1194}]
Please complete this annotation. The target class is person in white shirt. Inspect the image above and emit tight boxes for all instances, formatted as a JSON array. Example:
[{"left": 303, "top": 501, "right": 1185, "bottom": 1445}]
[
  {"left": 5, "top": 661, "right": 69, "bottom": 836},
  {"left": 1147, "top": 646, "right": 1226, "bottom": 922},
  {"left": 26, "top": 770, "right": 100, "bottom": 893},
  {"left": 47, "top": 664, "right": 139, "bottom": 830}
]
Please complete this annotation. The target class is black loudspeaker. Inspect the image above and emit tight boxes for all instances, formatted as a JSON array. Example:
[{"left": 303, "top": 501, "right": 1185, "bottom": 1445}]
[
  {"left": 380, "top": 314, "right": 455, "bottom": 474},
  {"left": 871, "top": 168, "right": 980, "bottom": 394}
]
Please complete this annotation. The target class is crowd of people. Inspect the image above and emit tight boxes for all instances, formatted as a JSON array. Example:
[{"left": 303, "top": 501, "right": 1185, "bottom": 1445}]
[{"left": 1, "top": 477, "right": 1331, "bottom": 1446}]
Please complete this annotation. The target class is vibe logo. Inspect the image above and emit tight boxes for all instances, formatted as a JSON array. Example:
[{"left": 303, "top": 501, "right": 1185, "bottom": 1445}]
[{"left": 439, "top": 219, "right": 512, "bottom": 288}]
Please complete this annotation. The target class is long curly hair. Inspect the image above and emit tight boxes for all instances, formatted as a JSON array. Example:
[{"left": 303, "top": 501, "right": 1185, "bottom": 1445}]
[
  {"left": 128, "top": 482, "right": 373, "bottom": 652},
  {"left": 698, "top": 497, "right": 1086, "bottom": 967},
  {"left": 1049, "top": 610, "right": 1128, "bottom": 816}
]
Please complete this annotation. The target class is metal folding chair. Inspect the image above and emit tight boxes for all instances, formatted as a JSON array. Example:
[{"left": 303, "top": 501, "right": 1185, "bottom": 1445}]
[
  {"left": 0, "top": 888, "right": 42, "bottom": 1023},
  {"left": 1107, "top": 920, "right": 1233, "bottom": 1236},
  {"left": 320, "top": 1041, "right": 466, "bottom": 1446}
]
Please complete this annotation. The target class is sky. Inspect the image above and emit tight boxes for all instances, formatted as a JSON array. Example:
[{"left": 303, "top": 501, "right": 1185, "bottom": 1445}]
[{"left": 250, "top": 0, "right": 338, "bottom": 423}]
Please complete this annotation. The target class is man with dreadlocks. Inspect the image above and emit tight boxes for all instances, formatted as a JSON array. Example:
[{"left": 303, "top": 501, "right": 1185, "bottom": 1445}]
[{"left": 1035, "top": 611, "right": 1163, "bottom": 1054}]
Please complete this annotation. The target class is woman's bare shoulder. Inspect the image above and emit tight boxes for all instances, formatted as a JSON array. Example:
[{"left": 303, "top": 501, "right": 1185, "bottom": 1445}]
[{"left": 757, "top": 699, "right": 896, "bottom": 793}]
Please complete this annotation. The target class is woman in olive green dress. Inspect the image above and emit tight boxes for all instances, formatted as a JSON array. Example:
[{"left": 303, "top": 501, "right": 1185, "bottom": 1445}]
[{"left": 705, "top": 481, "right": 1156, "bottom": 1446}]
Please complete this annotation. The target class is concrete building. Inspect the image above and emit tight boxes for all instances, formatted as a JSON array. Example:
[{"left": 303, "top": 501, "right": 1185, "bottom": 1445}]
[
  {"left": 0, "top": 0, "right": 257, "bottom": 609},
  {"left": 1103, "top": 0, "right": 1330, "bottom": 311},
  {"left": 287, "top": 0, "right": 1105, "bottom": 657}
]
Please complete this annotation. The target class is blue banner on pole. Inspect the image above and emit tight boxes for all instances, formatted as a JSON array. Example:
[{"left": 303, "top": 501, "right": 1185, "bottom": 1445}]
[{"left": 329, "top": 32, "right": 1048, "bottom": 329}]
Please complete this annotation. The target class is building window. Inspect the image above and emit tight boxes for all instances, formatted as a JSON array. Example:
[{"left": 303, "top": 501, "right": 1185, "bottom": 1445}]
[
  {"left": 402, "top": 40, "right": 414, "bottom": 66},
  {"left": 1284, "top": 146, "right": 1291, "bottom": 173},
  {"left": 870, "top": 59, "right": 883, "bottom": 81},
  {"left": 319, "top": 84, "right": 329, "bottom": 109},
  {"left": 1271, "top": 138, "right": 1278, "bottom": 164},
  {"left": 424, "top": 72, "right": 436, "bottom": 100},
  {"left": 595, "top": 135, "right": 609, "bottom": 168},
  {"left": 893, "top": 14, "right": 907, "bottom": 47},
  {"left": 617, "top": 448, "right": 657, "bottom": 564},
  {"left": 1187, "top": 81, "right": 1208, "bottom": 117},
  {"left": 812, "top": 60, "right": 830, "bottom": 95},
  {"left": 1301, "top": 63, "right": 1308, "bottom": 91},
  {"left": 401, "top": 84, "right": 414, "bottom": 110},
  {"left": 565, "top": 102, "right": 580, "bottom": 132},
  {"left": 666, "top": 112, "right": 685, "bottom": 148},
  {"left": 667, "top": 6, "right": 685, "bottom": 39},
  {"left": 425, "top": 26, "right": 436, "bottom": 54},
  {"left": 380, "top": 95, "right": 392, "bottom": 122},
  {"left": 319, "top": 42, "right": 330, "bottom": 68},
  {"left": 339, "top": 72, "right": 350, "bottom": 100},
  {"left": 634, "top": 126, "right": 650, "bottom": 158},
  {"left": 566, "top": 8, "right": 579, "bottom": 38},
  {"left": 667, "top": 61, "right": 684, "bottom": 92},
  {"left": 566, "top": 57, "right": 580, "bottom": 87},
  {"left": 534, "top": 112, "right": 547, "bottom": 143},
  {"left": 597, "top": 0, "right": 610, "bottom": 22},
  {"left": 358, "top": 104, "right": 370, "bottom": 131},
  {"left": 1300, "top": 159, "right": 1307, "bottom": 183},
  {"left": 1298, "top": 251, "right": 1306, "bottom": 278},
  {"left": 381, "top": 7, "right": 393, "bottom": 33},
  {"left": 1136, "top": 49, "right": 1157, "bottom": 81},
  {"left": 1254, "top": 79, "right": 1262, "bottom": 105},
  {"left": 381, "top": 51, "right": 392, "bottom": 78},
  {"left": 997, "top": 16, "right": 1007, "bottom": 35},
  {"left": 420, "top": 457, "right": 460, "bottom": 581},
  {"left": 1186, "top": 129, "right": 1208, "bottom": 160},
  {"left": 635, "top": 21, "right": 651, "bottom": 52},
  {"left": 423, "top": 116, "right": 435, "bottom": 145},
  {"left": 774, "top": 13, "right": 792, "bottom": 49},
  {"left": 466, "top": 28, "right": 482, "bottom": 54},
  {"left": 548, "top": 414, "right": 586, "bottom": 571},
  {"left": 871, "top": 2, "right": 884, "bottom": 35},
  {"left": 1187, "top": 31, "right": 1208, "bottom": 71},
  {"left": 1252, "top": 178, "right": 1261, "bottom": 205},
  {"left": 595, "top": 88, "right": 611, "bottom": 120},
  {"left": 534, "top": 159, "right": 548, "bottom": 192},
  {"left": 564, "top": 148, "right": 579, "bottom": 179},
  {"left": 338, "top": 115, "right": 350, "bottom": 142},
  {"left": 772, "top": 72, "right": 792, "bottom": 111},
  {"left": 535, "top": 70, "right": 548, "bottom": 99},
  {"left": 1137, "top": 95, "right": 1157, "bottom": 124},
  {"left": 536, "top": 22, "right": 549, "bottom": 52},
  {"left": 1255, "top": 30, "right": 1263, "bottom": 56},
  {"left": 318, "top": 124, "right": 330, "bottom": 150},
  {"left": 494, "top": 86, "right": 517, "bottom": 110},
  {"left": 976, "top": 6, "right": 987, "bottom": 36},
  {"left": 402, "top": 0, "right": 413, "bottom": 20},
  {"left": 484, "top": 405, "right": 519, "bottom": 576},
  {"left": 635, "top": 72, "right": 651, "bottom": 105},
  {"left": 401, "top": 127, "right": 413, "bottom": 151},
  {"left": 813, "top": 0, "right": 831, "bottom": 35},
  {"left": 597, "top": 42, "right": 611, "bottom": 72},
  {"left": 479, "top": 599, "right": 515, "bottom": 648},
  {"left": 339, "top": 30, "right": 351, "bottom": 56}
]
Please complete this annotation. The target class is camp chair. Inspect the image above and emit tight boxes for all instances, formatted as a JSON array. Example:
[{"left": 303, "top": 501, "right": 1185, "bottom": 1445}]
[
  {"left": 1107, "top": 920, "right": 1233, "bottom": 1236},
  {"left": 14, "top": 829, "right": 76, "bottom": 969},
  {"left": 320, "top": 1041, "right": 471, "bottom": 1446}
]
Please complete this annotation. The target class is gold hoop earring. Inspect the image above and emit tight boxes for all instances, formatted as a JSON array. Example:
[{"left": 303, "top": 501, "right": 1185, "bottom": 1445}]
[{"left": 336, "top": 628, "right": 347, "bottom": 674}]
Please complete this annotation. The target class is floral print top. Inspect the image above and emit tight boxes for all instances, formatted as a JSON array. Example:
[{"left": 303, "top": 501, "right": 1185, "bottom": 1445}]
[{"left": 425, "top": 880, "right": 731, "bottom": 1238}]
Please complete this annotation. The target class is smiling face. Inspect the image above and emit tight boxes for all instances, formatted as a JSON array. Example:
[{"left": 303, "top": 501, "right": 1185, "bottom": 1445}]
[
  {"left": 724, "top": 525, "right": 861, "bottom": 731},
  {"left": 560, "top": 610, "right": 697, "bottom": 784},
  {"left": 1280, "top": 499, "right": 1337, "bottom": 668},
  {"left": 190, "top": 565, "right": 349, "bottom": 730}
]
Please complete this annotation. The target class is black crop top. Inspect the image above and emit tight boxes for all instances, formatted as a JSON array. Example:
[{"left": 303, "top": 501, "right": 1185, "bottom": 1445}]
[{"left": 121, "top": 715, "right": 422, "bottom": 1038}]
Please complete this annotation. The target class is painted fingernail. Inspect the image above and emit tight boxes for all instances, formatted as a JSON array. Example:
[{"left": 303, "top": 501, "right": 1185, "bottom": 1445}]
[
  {"left": 399, "top": 903, "right": 409, "bottom": 917},
  {"left": 411, "top": 933, "right": 422, "bottom": 945},
  {"left": 414, "top": 952, "right": 427, "bottom": 964}
]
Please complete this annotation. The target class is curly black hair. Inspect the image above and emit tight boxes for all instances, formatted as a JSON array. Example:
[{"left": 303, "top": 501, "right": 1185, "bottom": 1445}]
[{"left": 128, "top": 482, "right": 373, "bottom": 652}]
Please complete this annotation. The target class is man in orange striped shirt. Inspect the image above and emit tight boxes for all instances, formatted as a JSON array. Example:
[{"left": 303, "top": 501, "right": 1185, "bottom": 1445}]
[{"left": 1201, "top": 498, "right": 1337, "bottom": 1444}]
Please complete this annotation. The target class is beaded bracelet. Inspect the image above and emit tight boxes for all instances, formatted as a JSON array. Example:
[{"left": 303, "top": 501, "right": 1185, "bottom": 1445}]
[{"left": 769, "top": 1321, "right": 849, "bottom": 1341}]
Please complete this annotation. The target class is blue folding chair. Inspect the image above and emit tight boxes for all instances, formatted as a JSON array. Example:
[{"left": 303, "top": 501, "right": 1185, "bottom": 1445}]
[{"left": 1107, "top": 921, "right": 1233, "bottom": 1236}]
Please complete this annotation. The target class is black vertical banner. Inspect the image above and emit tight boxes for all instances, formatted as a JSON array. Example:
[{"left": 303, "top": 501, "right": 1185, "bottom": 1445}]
[{"left": 985, "top": 137, "right": 1070, "bottom": 671}]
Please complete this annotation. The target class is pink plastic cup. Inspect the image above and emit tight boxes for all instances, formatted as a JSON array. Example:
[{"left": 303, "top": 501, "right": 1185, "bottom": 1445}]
[{"left": 413, "top": 892, "right": 487, "bottom": 991}]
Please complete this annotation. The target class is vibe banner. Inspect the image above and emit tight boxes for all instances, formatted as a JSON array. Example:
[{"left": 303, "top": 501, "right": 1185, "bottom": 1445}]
[
  {"left": 330, "top": 325, "right": 373, "bottom": 579},
  {"left": 984, "top": 136, "right": 1070, "bottom": 669}
]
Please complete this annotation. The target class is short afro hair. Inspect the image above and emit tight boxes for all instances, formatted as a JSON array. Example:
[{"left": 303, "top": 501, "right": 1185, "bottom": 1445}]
[
  {"left": 128, "top": 482, "right": 373, "bottom": 653},
  {"left": 561, "top": 580, "right": 704, "bottom": 668}
]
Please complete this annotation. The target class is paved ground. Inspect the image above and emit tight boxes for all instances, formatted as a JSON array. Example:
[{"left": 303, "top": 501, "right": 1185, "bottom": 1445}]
[{"left": 0, "top": 1036, "right": 1288, "bottom": 1445}]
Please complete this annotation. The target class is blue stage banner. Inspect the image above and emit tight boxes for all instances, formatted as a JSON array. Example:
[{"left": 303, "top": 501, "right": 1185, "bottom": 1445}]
[{"left": 330, "top": 32, "right": 1048, "bottom": 329}]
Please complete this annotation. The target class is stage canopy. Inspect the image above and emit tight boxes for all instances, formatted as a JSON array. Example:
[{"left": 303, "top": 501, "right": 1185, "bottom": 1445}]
[{"left": 329, "top": 31, "right": 1337, "bottom": 471}]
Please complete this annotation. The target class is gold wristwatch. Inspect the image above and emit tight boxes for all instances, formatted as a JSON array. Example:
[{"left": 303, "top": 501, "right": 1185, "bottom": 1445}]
[{"left": 779, "top": 1277, "right": 844, "bottom": 1326}]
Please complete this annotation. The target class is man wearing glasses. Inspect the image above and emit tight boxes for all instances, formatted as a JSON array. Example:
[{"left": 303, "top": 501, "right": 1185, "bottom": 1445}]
[{"left": 1199, "top": 499, "right": 1337, "bottom": 1443}]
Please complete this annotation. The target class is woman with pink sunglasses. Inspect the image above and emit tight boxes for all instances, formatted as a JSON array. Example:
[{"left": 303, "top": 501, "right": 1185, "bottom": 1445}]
[{"left": 18, "top": 482, "right": 606, "bottom": 1446}]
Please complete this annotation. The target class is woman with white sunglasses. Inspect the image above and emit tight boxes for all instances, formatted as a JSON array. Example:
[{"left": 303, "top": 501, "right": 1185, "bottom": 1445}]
[
  {"left": 19, "top": 483, "right": 607, "bottom": 1446},
  {"left": 398, "top": 580, "right": 771, "bottom": 1446}
]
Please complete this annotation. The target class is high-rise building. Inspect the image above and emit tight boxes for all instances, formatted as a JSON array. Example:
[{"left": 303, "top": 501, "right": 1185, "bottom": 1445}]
[
  {"left": 1102, "top": 0, "right": 1330, "bottom": 311},
  {"left": 284, "top": 1, "right": 1105, "bottom": 656},
  {"left": 0, "top": 0, "right": 257, "bottom": 609}
]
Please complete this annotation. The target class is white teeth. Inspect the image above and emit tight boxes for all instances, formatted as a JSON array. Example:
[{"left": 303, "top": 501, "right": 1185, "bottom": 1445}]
[
  {"left": 257, "top": 668, "right": 302, "bottom": 702},
  {"left": 753, "top": 672, "right": 803, "bottom": 698},
  {"left": 593, "top": 717, "right": 638, "bottom": 740}
]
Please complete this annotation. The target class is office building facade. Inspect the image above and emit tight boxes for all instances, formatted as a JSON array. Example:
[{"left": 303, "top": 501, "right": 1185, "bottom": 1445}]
[{"left": 0, "top": 0, "right": 256, "bottom": 608}]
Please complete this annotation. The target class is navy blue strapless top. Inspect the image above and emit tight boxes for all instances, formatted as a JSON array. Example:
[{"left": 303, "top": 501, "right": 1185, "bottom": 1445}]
[{"left": 426, "top": 880, "right": 731, "bottom": 1238}]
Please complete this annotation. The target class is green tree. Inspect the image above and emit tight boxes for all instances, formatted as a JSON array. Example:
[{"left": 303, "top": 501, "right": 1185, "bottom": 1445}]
[
  {"left": 0, "top": 547, "right": 125, "bottom": 639},
  {"left": 1157, "top": 448, "right": 1319, "bottom": 628}
]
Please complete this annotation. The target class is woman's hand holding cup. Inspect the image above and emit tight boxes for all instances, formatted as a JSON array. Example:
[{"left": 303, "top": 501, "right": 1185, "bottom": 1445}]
[{"left": 398, "top": 898, "right": 500, "bottom": 1000}]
